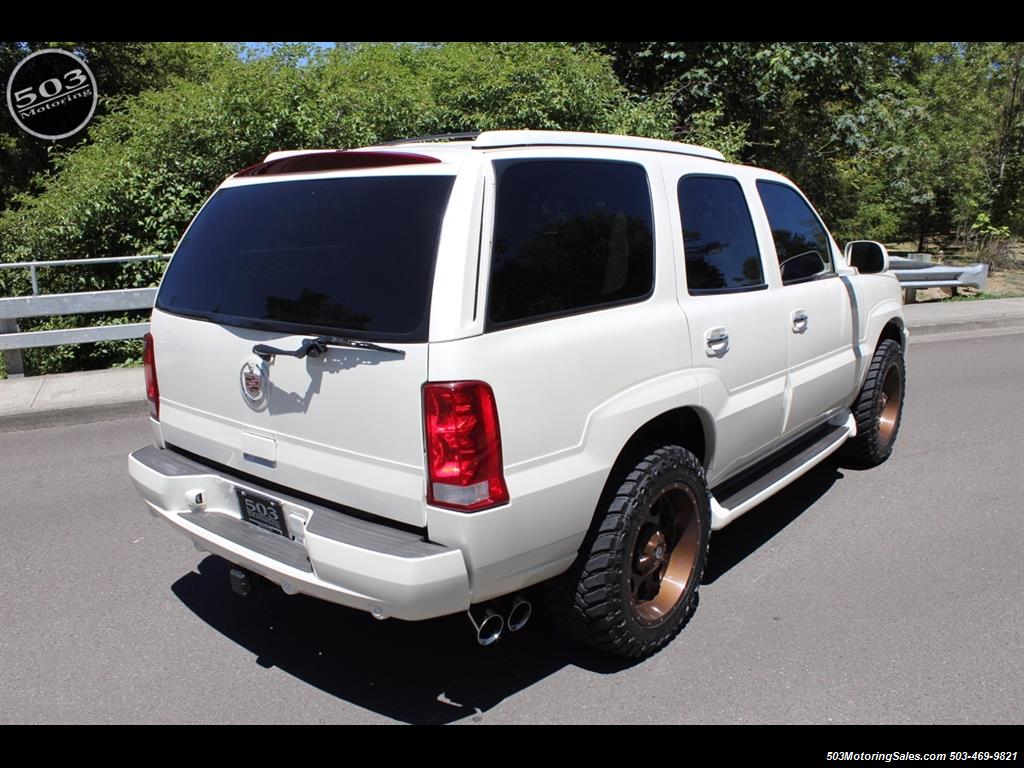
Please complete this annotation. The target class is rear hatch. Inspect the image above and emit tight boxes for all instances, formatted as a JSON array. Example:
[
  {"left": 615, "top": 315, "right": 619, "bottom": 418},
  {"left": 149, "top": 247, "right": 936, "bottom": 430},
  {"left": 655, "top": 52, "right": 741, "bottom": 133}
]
[{"left": 150, "top": 168, "right": 457, "bottom": 528}]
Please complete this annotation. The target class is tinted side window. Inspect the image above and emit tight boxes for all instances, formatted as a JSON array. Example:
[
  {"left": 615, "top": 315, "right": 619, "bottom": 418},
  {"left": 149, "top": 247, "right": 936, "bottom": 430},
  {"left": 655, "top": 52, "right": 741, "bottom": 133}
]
[
  {"left": 678, "top": 175, "right": 764, "bottom": 293},
  {"left": 756, "top": 180, "right": 833, "bottom": 284},
  {"left": 488, "top": 160, "right": 654, "bottom": 327}
]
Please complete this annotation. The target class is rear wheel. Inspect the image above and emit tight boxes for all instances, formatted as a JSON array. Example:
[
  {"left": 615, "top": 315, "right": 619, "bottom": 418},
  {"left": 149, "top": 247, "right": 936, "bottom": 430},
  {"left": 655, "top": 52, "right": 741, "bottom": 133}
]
[
  {"left": 547, "top": 445, "right": 711, "bottom": 658},
  {"left": 842, "top": 338, "right": 906, "bottom": 466}
]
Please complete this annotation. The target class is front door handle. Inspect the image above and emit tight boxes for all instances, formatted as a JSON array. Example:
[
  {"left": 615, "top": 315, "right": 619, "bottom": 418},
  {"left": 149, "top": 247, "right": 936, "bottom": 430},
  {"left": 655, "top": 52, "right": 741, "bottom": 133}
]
[
  {"left": 705, "top": 327, "right": 729, "bottom": 357},
  {"left": 791, "top": 310, "right": 809, "bottom": 334}
]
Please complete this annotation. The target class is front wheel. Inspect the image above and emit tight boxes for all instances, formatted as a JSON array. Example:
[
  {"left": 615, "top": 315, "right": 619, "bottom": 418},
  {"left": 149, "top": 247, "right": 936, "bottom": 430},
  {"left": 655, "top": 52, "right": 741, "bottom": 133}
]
[
  {"left": 547, "top": 445, "right": 711, "bottom": 658},
  {"left": 842, "top": 338, "right": 906, "bottom": 467}
]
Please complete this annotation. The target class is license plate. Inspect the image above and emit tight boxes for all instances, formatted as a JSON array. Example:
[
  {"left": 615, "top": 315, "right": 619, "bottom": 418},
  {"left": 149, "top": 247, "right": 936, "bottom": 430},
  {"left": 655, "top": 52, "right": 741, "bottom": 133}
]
[{"left": 235, "top": 488, "right": 289, "bottom": 538}]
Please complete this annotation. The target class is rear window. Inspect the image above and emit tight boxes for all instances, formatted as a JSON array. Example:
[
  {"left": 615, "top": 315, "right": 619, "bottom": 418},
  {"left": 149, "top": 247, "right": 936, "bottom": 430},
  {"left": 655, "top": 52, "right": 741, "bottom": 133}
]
[{"left": 156, "top": 176, "right": 455, "bottom": 341}]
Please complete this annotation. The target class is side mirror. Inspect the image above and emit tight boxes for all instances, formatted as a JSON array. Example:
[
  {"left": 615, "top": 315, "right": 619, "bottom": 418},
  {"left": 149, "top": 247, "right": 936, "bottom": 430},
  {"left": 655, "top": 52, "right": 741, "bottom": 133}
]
[{"left": 845, "top": 241, "right": 890, "bottom": 274}]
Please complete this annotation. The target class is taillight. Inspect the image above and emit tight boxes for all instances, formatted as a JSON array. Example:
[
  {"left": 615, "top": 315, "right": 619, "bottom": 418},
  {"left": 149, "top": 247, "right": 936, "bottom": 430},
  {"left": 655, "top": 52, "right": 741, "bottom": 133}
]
[
  {"left": 143, "top": 332, "right": 159, "bottom": 420},
  {"left": 423, "top": 381, "right": 508, "bottom": 512}
]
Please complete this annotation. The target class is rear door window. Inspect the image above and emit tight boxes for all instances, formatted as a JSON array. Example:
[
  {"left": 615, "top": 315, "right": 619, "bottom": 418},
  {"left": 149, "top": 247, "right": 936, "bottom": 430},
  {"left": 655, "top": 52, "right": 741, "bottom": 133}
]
[
  {"left": 156, "top": 175, "right": 455, "bottom": 341},
  {"left": 678, "top": 175, "right": 765, "bottom": 294}
]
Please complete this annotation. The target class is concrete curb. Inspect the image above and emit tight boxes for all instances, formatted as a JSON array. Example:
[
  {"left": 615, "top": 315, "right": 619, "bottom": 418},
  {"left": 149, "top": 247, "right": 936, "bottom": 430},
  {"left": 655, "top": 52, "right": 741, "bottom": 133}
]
[
  {"left": 902, "top": 297, "right": 1024, "bottom": 337},
  {"left": 0, "top": 399, "right": 147, "bottom": 433},
  {"left": 909, "top": 325, "right": 1024, "bottom": 346},
  {"left": 908, "top": 316, "right": 1024, "bottom": 337},
  {"left": 0, "top": 367, "right": 146, "bottom": 433}
]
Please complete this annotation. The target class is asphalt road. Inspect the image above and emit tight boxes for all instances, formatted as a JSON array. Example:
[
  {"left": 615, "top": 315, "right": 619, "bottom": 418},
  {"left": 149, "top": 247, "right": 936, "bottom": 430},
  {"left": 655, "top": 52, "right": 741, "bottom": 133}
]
[{"left": 1, "top": 332, "right": 1021, "bottom": 724}]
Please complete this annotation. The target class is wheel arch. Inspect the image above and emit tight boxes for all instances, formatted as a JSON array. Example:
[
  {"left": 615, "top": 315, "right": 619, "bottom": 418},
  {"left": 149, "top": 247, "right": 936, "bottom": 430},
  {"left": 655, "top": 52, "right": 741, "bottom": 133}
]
[
  {"left": 878, "top": 316, "right": 906, "bottom": 352},
  {"left": 854, "top": 283, "right": 906, "bottom": 393},
  {"left": 597, "top": 406, "right": 713, "bottom": 512},
  {"left": 547, "top": 418, "right": 713, "bottom": 657}
]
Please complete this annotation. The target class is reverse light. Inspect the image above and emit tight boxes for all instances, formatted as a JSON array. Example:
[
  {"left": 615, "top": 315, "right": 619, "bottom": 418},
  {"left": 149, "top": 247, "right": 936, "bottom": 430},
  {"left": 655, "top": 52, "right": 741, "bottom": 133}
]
[
  {"left": 423, "top": 381, "right": 508, "bottom": 512},
  {"left": 143, "top": 332, "right": 159, "bottom": 420}
]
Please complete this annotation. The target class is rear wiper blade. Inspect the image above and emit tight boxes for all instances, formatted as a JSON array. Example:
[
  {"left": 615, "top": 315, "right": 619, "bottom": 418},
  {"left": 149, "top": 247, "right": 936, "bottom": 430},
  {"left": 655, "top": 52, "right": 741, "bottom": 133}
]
[{"left": 253, "top": 335, "right": 404, "bottom": 361}]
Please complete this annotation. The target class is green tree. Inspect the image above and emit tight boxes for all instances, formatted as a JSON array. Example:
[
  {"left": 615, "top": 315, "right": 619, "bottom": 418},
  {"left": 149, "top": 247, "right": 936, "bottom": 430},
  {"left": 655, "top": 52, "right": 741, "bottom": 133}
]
[
  {"left": 987, "top": 42, "right": 1024, "bottom": 233},
  {"left": 833, "top": 43, "right": 1010, "bottom": 247},
  {"left": 586, "top": 42, "right": 872, "bottom": 219},
  {"left": 1, "top": 42, "right": 235, "bottom": 212},
  {"left": 0, "top": 42, "right": 676, "bottom": 376},
  {"left": 594, "top": 41, "right": 1023, "bottom": 245}
]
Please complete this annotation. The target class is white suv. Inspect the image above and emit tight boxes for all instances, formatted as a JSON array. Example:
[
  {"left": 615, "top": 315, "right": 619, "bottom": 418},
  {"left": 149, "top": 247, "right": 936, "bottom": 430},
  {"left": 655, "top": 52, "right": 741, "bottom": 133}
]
[{"left": 128, "top": 130, "right": 907, "bottom": 658}]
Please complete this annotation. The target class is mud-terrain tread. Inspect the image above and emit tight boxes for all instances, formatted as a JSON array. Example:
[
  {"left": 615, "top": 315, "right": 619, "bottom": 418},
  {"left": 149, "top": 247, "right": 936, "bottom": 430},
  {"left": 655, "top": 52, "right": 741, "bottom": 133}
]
[
  {"left": 546, "top": 445, "right": 710, "bottom": 659},
  {"left": 842, "top": 339, "right": 906, "bottom": 467}
]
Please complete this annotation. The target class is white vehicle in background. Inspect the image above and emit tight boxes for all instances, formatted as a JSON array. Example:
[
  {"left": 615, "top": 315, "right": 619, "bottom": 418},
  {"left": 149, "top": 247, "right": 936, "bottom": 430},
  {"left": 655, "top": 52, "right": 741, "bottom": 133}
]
[{"left": 129, "top": 130, "right": 906, "bottom": 658}]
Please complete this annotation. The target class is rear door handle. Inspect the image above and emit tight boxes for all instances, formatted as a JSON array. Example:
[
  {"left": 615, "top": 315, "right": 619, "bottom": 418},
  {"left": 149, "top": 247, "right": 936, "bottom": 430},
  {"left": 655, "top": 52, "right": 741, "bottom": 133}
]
[
  {"left": 705, "top": 327, "right": 729, "bottom": 356},
  {"left": 791, "top": 310, "right": 808, "bottom": 333}
]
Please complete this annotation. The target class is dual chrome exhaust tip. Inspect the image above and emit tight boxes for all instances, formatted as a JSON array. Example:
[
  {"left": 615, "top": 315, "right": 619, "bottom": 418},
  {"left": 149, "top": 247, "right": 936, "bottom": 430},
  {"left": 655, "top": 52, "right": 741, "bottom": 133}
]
[{"left": 467, "top": 596, "right": 532, "bottom": 646}]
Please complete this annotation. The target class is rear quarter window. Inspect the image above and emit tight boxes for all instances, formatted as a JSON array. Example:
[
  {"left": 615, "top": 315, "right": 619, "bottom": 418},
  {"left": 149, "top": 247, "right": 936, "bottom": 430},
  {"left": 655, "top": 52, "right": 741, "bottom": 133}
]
[{"left": 487, "top": 159, "right": 654, "bottom": 329}]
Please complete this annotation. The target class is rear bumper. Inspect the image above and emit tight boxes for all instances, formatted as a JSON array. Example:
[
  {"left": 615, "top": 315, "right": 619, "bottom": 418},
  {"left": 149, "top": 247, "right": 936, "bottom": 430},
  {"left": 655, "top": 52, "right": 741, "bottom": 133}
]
[{"left": 128, "top": 445, "right": 470, "bottom": 621}]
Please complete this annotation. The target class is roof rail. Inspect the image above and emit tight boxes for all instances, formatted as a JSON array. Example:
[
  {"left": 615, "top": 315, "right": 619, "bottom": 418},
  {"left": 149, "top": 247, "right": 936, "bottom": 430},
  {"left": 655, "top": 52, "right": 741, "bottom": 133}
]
[
  {"left": 270, "top": 130, "right": 725, "bottom": 163},
  {"left": 472, "top": 130, "right": 726, "bottom": 162},
  {"left": 375, "top": 132, "right": 481, "bottom": 146}
]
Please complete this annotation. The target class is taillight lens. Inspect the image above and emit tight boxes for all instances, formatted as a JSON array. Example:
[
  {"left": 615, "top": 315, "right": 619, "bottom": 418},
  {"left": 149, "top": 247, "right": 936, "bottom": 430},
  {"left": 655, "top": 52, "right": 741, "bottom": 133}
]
[
  {"left": 423, "top": 381, "right": 508, "bottom": 511},
  {"left": 143, "top": 332, "right": 159, "bottom": 420}
]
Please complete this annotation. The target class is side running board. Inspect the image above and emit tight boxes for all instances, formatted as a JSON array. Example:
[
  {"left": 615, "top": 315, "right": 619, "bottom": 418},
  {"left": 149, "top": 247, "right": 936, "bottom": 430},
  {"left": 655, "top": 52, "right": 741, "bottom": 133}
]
[{"left": 709, "top": 412, "right": 855, "bottom": 530}]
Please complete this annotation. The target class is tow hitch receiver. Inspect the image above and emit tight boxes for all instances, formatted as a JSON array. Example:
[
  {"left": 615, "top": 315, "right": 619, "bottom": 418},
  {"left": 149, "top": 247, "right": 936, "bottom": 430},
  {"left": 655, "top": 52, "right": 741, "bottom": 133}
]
[{"left": 229, "top": 567, "right": 253, "bottom": 597}]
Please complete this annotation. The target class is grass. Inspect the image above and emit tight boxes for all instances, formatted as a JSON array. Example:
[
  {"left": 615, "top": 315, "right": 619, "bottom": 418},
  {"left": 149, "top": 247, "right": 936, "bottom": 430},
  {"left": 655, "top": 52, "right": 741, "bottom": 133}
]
[{"left": 944, "top": 291, "right": 1011, "bottom": 302}]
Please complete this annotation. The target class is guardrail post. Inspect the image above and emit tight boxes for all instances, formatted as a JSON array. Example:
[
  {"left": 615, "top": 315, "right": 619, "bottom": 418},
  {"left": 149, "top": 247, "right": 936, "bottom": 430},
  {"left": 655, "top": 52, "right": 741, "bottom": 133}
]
[
  {"left": 903, "top": 288, "right": 917, "bottom": 304},
  {"left": 0, "top": 318, "right": 25, "bottom": 377}
]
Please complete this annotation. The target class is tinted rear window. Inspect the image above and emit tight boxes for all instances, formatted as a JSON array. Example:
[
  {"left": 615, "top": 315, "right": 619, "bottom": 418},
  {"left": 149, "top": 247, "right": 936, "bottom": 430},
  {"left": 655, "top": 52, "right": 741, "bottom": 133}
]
[{"left": 156, "top": 176, "right": 455, "bottom": 340}]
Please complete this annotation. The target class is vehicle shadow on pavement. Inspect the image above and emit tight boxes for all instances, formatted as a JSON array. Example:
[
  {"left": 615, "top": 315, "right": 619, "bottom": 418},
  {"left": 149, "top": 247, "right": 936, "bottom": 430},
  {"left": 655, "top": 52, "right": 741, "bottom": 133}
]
[
  {"left": 171, "top": 559, "right": 636, "bottom": 724},
  {"left": 170, "top": 459, "right": 846, "bottom": 722},
  {"left": 703, "top": 458, "right": 844, "bottom": 583}
]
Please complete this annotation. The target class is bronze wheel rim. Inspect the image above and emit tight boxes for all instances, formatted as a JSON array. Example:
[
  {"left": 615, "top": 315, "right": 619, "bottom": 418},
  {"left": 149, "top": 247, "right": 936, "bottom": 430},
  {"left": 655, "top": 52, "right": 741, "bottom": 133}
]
[
  {"left": 878, "top": 362, "right": 902, "bottom": 444},
  {"left": 629, "top": 482, "right": 701, "bottom": 625}
]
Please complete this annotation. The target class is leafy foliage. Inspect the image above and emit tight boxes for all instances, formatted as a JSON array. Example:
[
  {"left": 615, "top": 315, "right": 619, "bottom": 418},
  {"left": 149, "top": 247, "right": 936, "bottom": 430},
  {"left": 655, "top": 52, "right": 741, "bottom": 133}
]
[
  {"left": 592, "top": 42, "right": 1024, "bottom": 245},
  {"left": 0, "top": 42, "right": 236, "bottom": 212},
  {"left": 1, "top": 41, "right": 1021, "bottom": 378},
  {"left": 0, "top": 42, "right": 677, "bottom": 376}
]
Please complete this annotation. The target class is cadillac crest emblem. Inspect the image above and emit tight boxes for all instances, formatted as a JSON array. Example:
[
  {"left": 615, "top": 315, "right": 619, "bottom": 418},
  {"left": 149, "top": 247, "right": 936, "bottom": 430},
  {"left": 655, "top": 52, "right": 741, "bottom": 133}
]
[{"left": 239, "top": 356, "right": 269, "bottom": 407}]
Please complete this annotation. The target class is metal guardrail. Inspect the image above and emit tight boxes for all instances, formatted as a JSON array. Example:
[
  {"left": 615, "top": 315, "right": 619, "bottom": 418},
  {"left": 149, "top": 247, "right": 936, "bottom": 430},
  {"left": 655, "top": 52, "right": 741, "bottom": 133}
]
[
  {"left": 0, "top": 249, "right": 995, "bottom": 377},
  {"left": 0, "top": 254, "right": 169, "bottom": 377},
  {"left": 890, "top": 254, "right": 989, "bottom": 303}
]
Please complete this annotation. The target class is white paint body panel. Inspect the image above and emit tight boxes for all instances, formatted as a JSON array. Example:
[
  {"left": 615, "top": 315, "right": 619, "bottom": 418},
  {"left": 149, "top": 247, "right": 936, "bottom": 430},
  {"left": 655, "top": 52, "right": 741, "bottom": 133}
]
[
  {"left": 779, "top": 277, "right": 858, "bottom": 437},
  {"left": 128, "top": 449, "right": 469, "bottom": 620},
  {"left": 151, "top": 308, "right": 431, "bottom": 529},
  {"left": 131, "top": 132, "right": 905, "bottom": 618}
]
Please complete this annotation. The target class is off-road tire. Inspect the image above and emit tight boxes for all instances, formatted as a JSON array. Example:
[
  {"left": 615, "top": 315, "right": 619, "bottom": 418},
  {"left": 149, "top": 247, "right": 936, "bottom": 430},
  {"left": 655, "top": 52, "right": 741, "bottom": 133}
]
[
  {"left": 546, "top": 445, "right": 711, "bottom": 659},
  {"left": 842, "top": 338, "right": 906, "bottom": 467}
]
